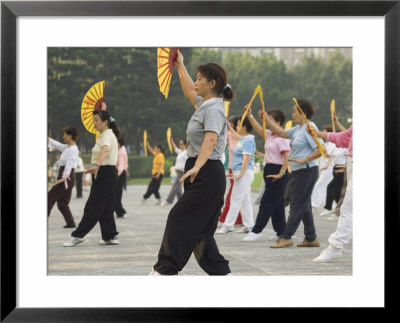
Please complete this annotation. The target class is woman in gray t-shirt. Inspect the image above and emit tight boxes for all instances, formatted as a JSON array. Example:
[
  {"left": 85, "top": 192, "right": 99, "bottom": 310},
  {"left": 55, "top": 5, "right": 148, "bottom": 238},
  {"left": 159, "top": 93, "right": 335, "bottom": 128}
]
[{"left": 151, "top": 51, "right": 234, "bottom": 275}]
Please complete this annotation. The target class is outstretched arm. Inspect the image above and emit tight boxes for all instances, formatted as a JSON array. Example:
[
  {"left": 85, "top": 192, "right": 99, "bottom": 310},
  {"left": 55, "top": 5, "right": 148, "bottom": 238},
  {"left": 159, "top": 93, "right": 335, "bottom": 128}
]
[
  {"left": 245, "top": 105, "right": 265, "bottom": 138},
  {"left": 146, "top": 141, "right": 155, "bottom": 155},
  {"left": 260, "top": 111, "right": 289, "bottom": 139},
  {"left": 170, "top": 137, "right": 178, "bottom": 151},
  {"left": 227, "top": 120, "right": 242, "bottom": 141},
  {"left": 175, "top": 51, "right": 197, "bottom": 108},
  {"left": 334, "top": 116, "right": 347, "bottom": 132}
]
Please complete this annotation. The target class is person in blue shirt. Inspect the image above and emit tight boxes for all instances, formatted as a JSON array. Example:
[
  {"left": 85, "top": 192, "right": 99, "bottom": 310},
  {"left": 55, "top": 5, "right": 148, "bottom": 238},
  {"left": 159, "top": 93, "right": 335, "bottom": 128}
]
[
  {"left": 261, "top": 99, "right": 325, "bottom": 248},
  {"left": 216, "top": 117, "right": 256, "bottom": 234}
]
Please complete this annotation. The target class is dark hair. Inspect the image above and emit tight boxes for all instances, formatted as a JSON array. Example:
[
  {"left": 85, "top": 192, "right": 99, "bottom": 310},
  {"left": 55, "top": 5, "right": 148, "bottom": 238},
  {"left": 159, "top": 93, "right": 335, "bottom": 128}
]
[
  {"left": 118, "top": 135, "right": 125, "bottom": 146},
  {"left": 296, "top": 99, "right": 314, "bottom": 119},
  {"left": 240, "top": 117, "right": 253, "bottom": 133},
  {"left": 93, "top": 110, "right": 120, "bottom": 138},
  {"left": 229, "top": 116, "right": 241, "bottom": 130},
  {"left": 179, "top": 139, "right": 187, "bottom": 146},
  {"left": 62, "top": 126, "right": 79, "bottom": 141},
  {"left": 155, "top": 144, "right": 165, "bottom": 155},
  {"left": 268, "top": 108, "right": 286, "bottom": 126},
  {"left": 322, "top": 125, "right": 333, "bottom": 132},
  {"left": 196, "top": 63, "right": 235, "bottom": 101}
]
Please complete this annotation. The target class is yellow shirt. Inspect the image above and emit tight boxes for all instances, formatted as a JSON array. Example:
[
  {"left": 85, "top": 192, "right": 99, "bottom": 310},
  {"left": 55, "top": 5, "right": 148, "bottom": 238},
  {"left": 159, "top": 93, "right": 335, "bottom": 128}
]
[
  {"left": 91, "top": 129, "right": 118, "bottom": 166},
  {"left": 152, "top": 152, "right": 165, "bottom": 175}
]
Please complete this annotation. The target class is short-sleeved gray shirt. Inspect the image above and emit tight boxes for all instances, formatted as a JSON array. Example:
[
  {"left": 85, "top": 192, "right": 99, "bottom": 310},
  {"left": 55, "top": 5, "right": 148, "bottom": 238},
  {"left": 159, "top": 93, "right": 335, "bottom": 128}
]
[{"left": 186, "top": 96, "right": 227, "bottom": 161}]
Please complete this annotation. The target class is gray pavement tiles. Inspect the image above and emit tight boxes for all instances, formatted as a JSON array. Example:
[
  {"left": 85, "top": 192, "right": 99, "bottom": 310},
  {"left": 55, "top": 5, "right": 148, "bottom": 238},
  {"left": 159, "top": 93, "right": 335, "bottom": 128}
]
[{"left": 48, "top": 184, "right": 352, "bottom": 276}]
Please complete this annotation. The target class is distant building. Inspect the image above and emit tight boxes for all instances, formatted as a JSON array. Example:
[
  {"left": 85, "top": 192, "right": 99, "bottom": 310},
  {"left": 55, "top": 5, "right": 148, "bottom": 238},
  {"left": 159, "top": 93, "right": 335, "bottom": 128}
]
[{"left": 220, "top": 47, "right": 352, "bottom": 68}]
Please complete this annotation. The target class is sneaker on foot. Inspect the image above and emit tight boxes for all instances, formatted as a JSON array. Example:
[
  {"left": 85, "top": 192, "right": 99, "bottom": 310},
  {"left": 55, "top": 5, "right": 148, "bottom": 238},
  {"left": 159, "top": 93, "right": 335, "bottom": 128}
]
[
  {"left": 297, "top": 237, "right": 320, "bottom": 247},
  {"left": 155, "top": 198, "right": 162, "bottom": 206},
  {"left": 242, "top": 232, "right": 262, "bottom": 242},
  {"left": 160, "top": 201, "right": 170, "bottom": 206},
  {"left": 319, "top": 208, "right": 333, "bottom": 216},
  {"left": 270, "top": 238, "right": 293, "bottom": 248},
  {"left": 216, "top": 226, "right": 233, "bottom": 234},
  {"left": 268, "top": 235, "right": 280, "bottom": 241},
  {"left": 326, "top": 214, "right": 339, "bottom": 222},
  {"left": 235, "top": 226, "right": 251, "bottom": 233},
  {"left": 63, "top": 237, "right": 84, "bottom": 247},
  {"left": 312, "top": 244, "right": 342, "bottom": 263},
  {"left": 99, "top": 237, "right": 119, "bottom": 245},
  {"left": 149, "top": 268, "right": 162, "bottom": 276}
]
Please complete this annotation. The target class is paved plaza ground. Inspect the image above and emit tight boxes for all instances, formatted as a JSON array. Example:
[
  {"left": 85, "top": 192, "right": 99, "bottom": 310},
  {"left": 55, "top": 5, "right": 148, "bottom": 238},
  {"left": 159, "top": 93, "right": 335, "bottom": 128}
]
[{"left": 48, "top": 184, "right": 352, "bottom": 276}]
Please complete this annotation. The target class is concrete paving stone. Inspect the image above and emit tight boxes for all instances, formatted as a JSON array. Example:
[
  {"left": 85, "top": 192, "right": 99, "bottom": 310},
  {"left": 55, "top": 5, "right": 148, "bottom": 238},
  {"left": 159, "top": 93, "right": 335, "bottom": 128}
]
[{"left": 48, "top": 184, "right": 352, "bottom": 276}]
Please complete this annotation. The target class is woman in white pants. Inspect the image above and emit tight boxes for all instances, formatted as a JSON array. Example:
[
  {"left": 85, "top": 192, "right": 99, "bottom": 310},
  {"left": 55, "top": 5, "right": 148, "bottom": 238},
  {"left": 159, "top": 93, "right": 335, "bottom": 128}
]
[
  {"left": 309, "top": 125, "right": 353, "bottom": 262},
  {"left": 216, "top": 117, "right": 256, "bottom": 234}
]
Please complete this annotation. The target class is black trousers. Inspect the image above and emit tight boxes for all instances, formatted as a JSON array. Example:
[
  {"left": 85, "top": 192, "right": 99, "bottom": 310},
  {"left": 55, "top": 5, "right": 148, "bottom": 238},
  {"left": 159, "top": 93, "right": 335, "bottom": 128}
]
[
  {"left": 153, "top": 158, "right": 231, "bottom": 275},
  {"left": 48, "top": 167, "right": 75, "bottom": 225},
  {"left": 115, "top": 170, "right": 127, "bottom": 217},
  {"left": 143, "top": 174, "right": 163, "bottom": 200},
  {"left": 281, "top": 166, "right": 319, "bottom": 241},
  {"left": 72, "top": 166, "right": 119, "bottom": 240},
  {"left": 75, "top": 172, "right": 83, "bottom": 197},
  {"left": 252, "top": 164, "right": 289, "bottom": 235},
  {"left": 324, "top": 166, "right": 345, "bottom": 210},
  {"left": 284, "top": 173, "right": 294, "bottom": 207}
]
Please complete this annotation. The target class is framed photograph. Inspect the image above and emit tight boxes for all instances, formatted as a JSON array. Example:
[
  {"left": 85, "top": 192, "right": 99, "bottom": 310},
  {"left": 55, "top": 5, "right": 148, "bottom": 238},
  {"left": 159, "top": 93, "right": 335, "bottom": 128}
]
[{"left": 2, "top": 0, "right": 398, "bottom": 320}]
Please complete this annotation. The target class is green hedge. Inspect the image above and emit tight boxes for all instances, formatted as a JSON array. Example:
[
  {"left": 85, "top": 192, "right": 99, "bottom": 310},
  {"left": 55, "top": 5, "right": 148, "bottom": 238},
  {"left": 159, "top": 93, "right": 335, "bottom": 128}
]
[
  {"left": 128, "top": 155, "right": 174, "bottom": 178},
  {"left": 80, "top": 154, "right": 174, "bottom": 178}
]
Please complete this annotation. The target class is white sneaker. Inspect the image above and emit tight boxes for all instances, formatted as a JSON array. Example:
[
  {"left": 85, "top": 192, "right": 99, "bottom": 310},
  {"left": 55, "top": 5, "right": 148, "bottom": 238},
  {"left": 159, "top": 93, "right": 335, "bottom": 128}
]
[
  {"left": 242, "top": 232, "right": 262, "bottom": 242},
  {"left": 155, "top": 198, "right": 162, "bottom": 205},
  {"left": 149, "top": 268, "right": 162, "bottom": 276},
  {"left": 326, "top": 214, "right": 339, "bottom": 222},
  {"left": 63, "top": 237, "right": 84, "bottom": 247},
  {"left": 268, "top": 235, "right": 280, "bottom": 241},
  {"left": 99, "top": 237, "right": 119, "bottom": 245},
  {"left": 160, "top": 201, "right": 170, "bottom": 206},
  {"left": 312, "top": 244, "right": 342, "bottom": 263},
  {"left": 319, "top": 208, "right": 333, "bottom": 216},
  {"left": 216, "top": 226, "right": 233, "bottom": 234},
  {"left": 235, "top": 226, "right": 250, "bottom": 233}
]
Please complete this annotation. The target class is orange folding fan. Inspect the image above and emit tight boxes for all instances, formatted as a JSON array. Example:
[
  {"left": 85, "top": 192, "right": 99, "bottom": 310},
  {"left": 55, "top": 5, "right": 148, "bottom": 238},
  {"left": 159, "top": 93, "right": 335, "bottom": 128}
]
[
  {"left": 157, "top": 48, "right": 180, "bottom": 99},
  {"left": 81, "top": 80, "right": 105, "bottom": 135}
]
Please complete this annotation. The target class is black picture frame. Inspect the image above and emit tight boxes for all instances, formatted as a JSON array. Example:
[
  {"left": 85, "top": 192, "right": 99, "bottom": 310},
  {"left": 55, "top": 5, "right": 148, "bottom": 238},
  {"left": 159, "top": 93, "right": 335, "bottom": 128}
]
[{"left": 1, "top": 0, "right": 398, "bottom": 321}]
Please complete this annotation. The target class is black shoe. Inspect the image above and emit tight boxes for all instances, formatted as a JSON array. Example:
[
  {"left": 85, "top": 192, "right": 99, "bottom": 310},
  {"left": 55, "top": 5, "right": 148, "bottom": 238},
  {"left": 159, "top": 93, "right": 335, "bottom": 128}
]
[{"left": 63, "top": 223, "right": 76, "bottom": 228}]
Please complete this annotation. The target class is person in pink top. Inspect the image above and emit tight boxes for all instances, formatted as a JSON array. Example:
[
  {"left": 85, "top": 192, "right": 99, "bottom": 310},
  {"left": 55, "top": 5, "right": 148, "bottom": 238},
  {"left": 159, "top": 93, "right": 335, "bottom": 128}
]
[
  {"left": 242, "top": 107, "right": 291, "bottom": 242},
  {"left": 115, "top": 136, "right": 129, "bottom": 218},
  {"left": 307, "top": 125, "right": 353, "bottom": 262}
]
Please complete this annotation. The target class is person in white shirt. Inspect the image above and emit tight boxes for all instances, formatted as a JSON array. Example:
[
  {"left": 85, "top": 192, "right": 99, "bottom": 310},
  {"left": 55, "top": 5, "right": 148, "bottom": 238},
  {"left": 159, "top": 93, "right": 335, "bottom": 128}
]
[
  {"left": 161, "top": 137, "right": 188, "bottom": 206},
  {"left": 48, "top": 126, "right": 79, "bottom": 228},
  {"left": 311, "top": 125, "right": 336, "bottom": 210}
]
